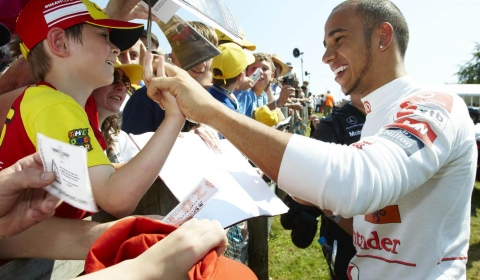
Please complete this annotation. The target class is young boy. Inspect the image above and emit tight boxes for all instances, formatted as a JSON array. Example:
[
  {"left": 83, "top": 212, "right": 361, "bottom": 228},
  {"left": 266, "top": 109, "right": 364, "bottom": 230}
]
[
  {"left": 209, "top": 42, "right": 254, "bottom": 111},
  {"left": 234, "top": 53, "right": 295, "bottom": 118},
  {"left": 0, "top": 0, "right": 185, "bottom": 219}
]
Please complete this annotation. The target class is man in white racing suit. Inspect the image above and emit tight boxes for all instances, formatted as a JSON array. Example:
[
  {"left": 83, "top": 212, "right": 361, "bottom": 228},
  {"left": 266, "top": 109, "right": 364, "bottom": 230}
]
[{"left": 143, "top": 0, "right": 476, "bottom": 279}]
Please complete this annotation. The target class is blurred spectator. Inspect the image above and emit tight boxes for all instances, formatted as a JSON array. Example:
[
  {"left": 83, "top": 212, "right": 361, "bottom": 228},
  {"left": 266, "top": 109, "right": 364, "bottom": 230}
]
[{"left": 323, "top": 90, "right": 334, "bottom": 117}]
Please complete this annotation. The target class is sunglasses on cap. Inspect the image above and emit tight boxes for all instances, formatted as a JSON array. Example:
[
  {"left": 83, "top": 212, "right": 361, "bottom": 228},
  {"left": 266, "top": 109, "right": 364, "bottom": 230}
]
[{"left": 112, "top": 70, "right": 131, "bottom": 92}]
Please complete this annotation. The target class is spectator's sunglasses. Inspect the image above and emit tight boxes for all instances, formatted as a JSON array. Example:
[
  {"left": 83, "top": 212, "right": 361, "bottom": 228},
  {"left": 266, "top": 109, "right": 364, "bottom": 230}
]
[{"left": 112, "top": 70, "right": 131, "bottom": 92}]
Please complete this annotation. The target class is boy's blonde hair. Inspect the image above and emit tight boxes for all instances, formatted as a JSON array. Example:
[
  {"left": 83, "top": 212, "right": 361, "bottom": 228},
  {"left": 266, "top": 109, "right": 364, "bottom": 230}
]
[
  {"left": 27, "top": 24, "right": 84, "bottom": 82},
  {"left": 187, "top": 21, "right": 218, "bottom": 46},
  {"left": 248, "top": 53, "right": 276, "bottom": 73}
]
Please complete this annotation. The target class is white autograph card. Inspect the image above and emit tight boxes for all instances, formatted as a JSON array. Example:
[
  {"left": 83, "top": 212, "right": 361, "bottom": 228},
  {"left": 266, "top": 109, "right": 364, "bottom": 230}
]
[
  {"left": 37, "top": 133, "right": 98, "bottom": 212},
  {"left": 162, "top": 178, "right": 218, "bottom": 226},
  {"left": 249, "top": 68, "right": 261, "bottom": 86}
]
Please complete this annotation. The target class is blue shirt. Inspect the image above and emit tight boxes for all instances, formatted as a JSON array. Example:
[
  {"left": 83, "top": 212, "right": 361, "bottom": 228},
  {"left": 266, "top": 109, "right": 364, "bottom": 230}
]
[
  {"left": 208, "top": 84, "right": 238, "bottom": 111},
  {"left": 234, "top": 89, "right": 268, "bottom": 117}
]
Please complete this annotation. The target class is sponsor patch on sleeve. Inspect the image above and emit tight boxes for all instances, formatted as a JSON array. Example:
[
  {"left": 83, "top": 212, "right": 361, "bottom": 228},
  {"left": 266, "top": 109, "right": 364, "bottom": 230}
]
[
  {"left": 385, "top": 117, "right": 437, "bottom": 146},
  {"left": 68, "top": 128, "right": 93, "bottom": 151},
  {"left": 399, "top": 91, "right": 453, "bottom": 113},
  {"left": 365, "top": 205, "right": 401, "bottom": 224},
  {"left": 379, "top": 128, "right": 425, "bottom": 156},
  {"left": 395, "top": 104, "right": 448, "bottom": 132}
]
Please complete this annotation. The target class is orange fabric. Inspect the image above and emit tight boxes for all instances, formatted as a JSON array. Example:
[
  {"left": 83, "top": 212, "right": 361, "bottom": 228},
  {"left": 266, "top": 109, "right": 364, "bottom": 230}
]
[
  {"left": 85, "top": 217, "right": 257, "bottom": 280},
  {"left": 325, "top": 94, "right": 334, "bottom": 107}
]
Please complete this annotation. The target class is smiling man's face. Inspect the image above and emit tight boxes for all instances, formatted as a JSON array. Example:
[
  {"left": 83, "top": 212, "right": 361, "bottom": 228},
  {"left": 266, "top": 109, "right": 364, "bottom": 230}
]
[{"left": 322, "top": 3, "right": 374, "bottom": 96}]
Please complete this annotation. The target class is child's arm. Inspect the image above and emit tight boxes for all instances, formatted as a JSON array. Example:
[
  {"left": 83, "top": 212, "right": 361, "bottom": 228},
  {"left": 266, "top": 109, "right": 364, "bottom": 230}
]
[
  {"left": 88, "top": 54, "right": 185, "bottom": 218},
  {"left": 0, "top": 217, "right": 113, "bottom": 260}
]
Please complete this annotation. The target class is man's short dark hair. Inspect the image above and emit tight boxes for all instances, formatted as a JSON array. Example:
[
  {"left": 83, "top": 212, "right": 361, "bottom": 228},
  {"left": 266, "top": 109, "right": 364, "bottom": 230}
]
[{"left": 336, "top": 0, "right": 409, "bottom": 58}]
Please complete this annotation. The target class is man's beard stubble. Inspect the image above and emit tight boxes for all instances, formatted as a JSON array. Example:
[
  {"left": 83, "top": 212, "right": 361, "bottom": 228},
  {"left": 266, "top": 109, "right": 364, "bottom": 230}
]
[{"left": 344, "top": 43, "right": 372, "bottom": 96}]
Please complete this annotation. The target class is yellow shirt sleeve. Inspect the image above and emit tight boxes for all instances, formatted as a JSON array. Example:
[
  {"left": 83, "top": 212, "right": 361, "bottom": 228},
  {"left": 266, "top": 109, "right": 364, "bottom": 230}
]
[{"left": 22, "top": 87, "right": 111, "bottom": 168}]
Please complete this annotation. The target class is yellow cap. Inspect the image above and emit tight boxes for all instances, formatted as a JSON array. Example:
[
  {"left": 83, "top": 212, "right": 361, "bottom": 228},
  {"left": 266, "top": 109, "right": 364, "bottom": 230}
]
[
  {"left": 271, "top": 54, "right": 290, "bottom": 77},
  {"left": 114, "top": 58, "right": 143, "bottom": 85},
  {"left": 215, "top": 28, "right": 256, "bottom": 51},
  {"left": 211, "top": 43, "right": 255, "bottom": 80},
  {"left": 254, "top": 105, "right": 279, "bottom": 127}
]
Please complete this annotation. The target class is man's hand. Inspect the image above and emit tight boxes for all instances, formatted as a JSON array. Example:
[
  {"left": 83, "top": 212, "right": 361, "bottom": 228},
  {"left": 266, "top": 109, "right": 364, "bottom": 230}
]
[
  {"left": 146, "top": 58, "right": 218, "bottom": 125},
  {"left": 0, "top": 153, "right": 59, "bottom": 238}
]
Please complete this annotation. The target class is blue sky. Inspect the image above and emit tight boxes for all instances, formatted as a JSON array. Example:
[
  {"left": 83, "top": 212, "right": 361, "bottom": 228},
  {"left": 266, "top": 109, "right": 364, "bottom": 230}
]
[{"left": 97, "top": 0, "right": 480, "bottom": 101}]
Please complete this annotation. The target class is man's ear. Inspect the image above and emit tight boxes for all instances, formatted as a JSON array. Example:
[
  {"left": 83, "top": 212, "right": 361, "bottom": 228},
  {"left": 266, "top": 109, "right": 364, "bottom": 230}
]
[
  {"left": 46, "top": 27, "right": 70, "bottom": 57},
  {"left": 376, "top": 22, "right": 394, "bottom": 51}
]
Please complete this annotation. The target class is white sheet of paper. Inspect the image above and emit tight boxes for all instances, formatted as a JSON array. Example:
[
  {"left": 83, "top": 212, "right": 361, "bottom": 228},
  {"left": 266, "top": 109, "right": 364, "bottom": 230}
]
[
  {"left": 37, "top": 133, "right": 98, "bottom": 212},
  {"left": 141, "top": 0, "right": 181, "bottom": 23},
  {"left": 129, "top": 132, "right": 288, "bottom": 228}
]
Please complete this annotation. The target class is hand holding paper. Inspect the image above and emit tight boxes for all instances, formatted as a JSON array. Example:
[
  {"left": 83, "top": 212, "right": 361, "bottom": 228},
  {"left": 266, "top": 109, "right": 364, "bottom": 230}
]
[{"left": 37, "top": 133, "right": 98, "bottom": 212}]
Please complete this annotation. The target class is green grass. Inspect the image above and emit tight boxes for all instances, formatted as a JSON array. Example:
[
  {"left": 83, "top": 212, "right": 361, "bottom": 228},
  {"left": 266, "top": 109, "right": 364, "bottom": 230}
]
[
  {"left": 269, "top": 216, "right": 330, "bottom": 279},
  {"left": 268, "top": 182, "right": 480, "bottom": 279},
  {"left": 467, "top": 181, "right": 480, "bottom": 278}
]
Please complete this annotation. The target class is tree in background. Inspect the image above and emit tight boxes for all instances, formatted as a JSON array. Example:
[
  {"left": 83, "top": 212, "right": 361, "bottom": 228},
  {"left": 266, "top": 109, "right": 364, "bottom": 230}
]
[{"left": 457, "top": 42, "right": 480, "bottom": 84}]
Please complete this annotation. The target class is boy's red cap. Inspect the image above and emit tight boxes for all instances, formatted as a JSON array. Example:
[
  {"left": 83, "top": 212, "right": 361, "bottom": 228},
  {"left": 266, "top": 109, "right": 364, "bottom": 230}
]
[
  {"left": 16, "top": 0, "right": 144, "bottom": 57},
  {"left": 85, "top": 217, "right": 257, "bottom": 279}
]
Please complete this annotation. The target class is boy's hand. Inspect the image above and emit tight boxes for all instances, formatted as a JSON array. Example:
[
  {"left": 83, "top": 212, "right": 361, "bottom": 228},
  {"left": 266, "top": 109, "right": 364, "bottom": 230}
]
[
  {"left": 0, "top": 153, "right": 60, "bottom": 238},
  {"left": 236, "top": 77, "right": 253, "bottom": 91},
  {"left": 144, "top": 52, "right": 184, "bottom": 119},
  {"left": 144, "top": 60, "right": 219, "bottom": 125}
]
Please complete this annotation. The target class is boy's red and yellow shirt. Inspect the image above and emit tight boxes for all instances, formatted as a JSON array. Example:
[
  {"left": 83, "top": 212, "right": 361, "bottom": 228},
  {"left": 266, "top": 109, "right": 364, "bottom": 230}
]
[{"left": 0, "top": 82, "right": 110, "bottom": 219}]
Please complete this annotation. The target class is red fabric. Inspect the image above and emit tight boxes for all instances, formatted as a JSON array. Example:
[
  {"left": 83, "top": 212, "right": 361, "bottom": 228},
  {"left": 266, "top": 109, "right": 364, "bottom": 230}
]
[
  {"left": 85, "top": 95, "right": 107, "bottom": 151},
  {"left": 0, "top": 0, "right": 31, "bottom": 33},
  {"left": 85, "top": 217, "right": 257, "bottom": 280}
]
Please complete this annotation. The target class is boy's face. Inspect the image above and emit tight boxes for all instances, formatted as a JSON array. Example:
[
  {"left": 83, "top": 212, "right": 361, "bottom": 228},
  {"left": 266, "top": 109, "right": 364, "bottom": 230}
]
[
  {"left": 188, "top": 58, "right": 213, "bottom": 86},
  {"left": 69, "top": 24, "right": 118, "bottom": 89},
  {"left": 171, "top": 52, "right": 213, "bottom": 87},
  {"left": 247, "top": 58, "right": 273, "bottom": 91}
]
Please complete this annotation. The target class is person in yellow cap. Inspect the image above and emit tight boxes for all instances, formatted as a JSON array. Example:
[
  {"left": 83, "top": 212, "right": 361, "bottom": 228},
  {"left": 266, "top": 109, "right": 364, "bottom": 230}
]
[
  {"left": 209, "top": 43, "right": 255, "bottom": 111},
  {"left": 215, "top": 28, "right": 256, "bottom": 51}
]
